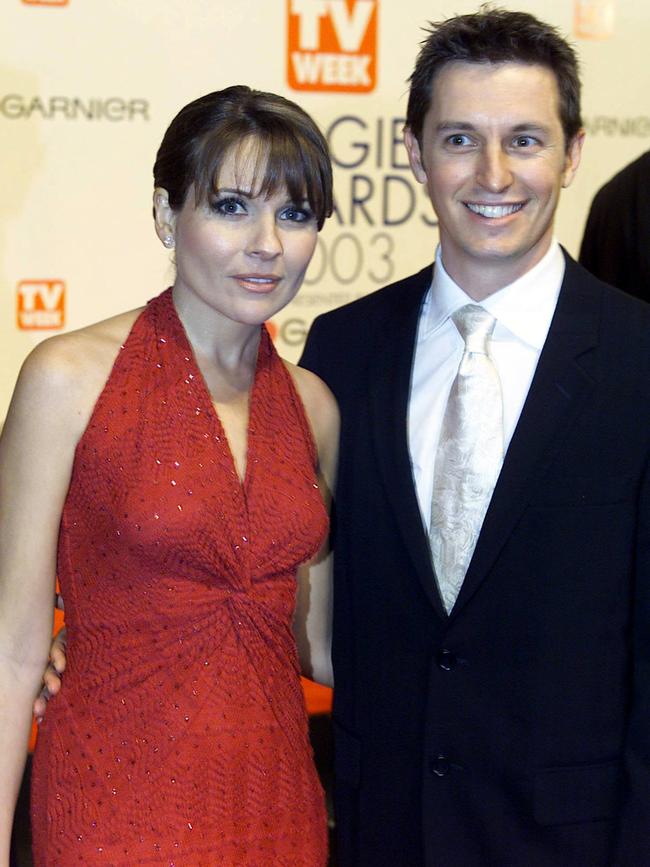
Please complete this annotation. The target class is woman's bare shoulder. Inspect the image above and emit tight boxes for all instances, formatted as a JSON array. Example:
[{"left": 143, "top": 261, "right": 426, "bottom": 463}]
[
  {"left": 282, "top": 360, "right": 340, "bottom": 477},
  {"left": 39, "top": 306, "right": 143, "bottom": 361},
  {"left": 22, "top": 307, "right": 143, "bottom": 379},
  {"left": 11, "top": 307, "right": 145, "bottom": 438},
  {"left": 283, "top": 361, "right": 339, "bottom": 426}
]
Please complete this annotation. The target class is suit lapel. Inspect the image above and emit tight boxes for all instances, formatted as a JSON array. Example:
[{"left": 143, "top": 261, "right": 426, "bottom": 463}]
[
  {"left": 368, "top": 265, "right": 449, "bottom": 619},
  {"left": 451, "top": 254, "right": 601, "bottom": 617}
]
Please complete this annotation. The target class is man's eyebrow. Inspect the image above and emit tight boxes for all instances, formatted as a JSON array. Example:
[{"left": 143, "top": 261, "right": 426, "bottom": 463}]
[
  {"left": 436, "top": 121, "right": 476, "bottom": 132},
  {"left": 510, "top": 122, "right": 551, "bottom": 134},
  {"left": 434, "top": 121, "right": 552, "bottom": 134}
]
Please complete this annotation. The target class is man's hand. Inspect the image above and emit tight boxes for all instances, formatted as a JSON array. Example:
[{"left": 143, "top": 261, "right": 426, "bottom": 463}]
[{"left": 33, "top": 625, "right": 66, "bottom": 724}]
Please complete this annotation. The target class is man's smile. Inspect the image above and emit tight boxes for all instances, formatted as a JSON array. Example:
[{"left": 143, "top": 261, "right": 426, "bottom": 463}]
[{"left": 464, "top": 202, "right": 526, "bottom": 218}]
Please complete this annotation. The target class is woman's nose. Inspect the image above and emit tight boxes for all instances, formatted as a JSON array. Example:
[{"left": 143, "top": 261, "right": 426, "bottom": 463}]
[{"left": 246, "top": 214, "right": 282, "bottom": 259}]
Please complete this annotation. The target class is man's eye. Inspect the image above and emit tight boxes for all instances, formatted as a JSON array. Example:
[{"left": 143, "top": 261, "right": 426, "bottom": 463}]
[
  {"left": 513, "top": 135, "right": 537, "bottom": 148},
  {"left": 448, "top": 134, "right": 472, "bottom": 147}
]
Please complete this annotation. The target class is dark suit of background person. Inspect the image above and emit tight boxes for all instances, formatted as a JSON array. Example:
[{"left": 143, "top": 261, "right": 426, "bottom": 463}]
[
  {"left": 579, "top": 150, "right": 650, "bottom": 299},
  {"left": 300, "top": 8, "right": 650, "bottom": 864}
]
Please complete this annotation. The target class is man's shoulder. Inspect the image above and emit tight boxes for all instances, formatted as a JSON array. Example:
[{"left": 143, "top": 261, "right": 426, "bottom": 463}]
[
  {"left": 564, "top": 251, "right": 650, "bottom": 339},
  {"left": 311, "top": 263, "right": 433, "bottom": 332},
  {"left": 299, "top": 263, "right": 432, "bottom": 390}
]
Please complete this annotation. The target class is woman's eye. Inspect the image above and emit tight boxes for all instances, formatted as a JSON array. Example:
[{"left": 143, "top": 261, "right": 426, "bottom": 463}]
[
  {"left": 281, "top": 205, "right": 313, "bottom": 223},
  {"left": 212, "top": 196, "right": 246, "bottom": 215}
]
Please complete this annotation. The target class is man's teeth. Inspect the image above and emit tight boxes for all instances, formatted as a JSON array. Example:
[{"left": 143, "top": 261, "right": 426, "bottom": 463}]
[{"left": 466, "top": 203, "right": 524, "bottom": 218}]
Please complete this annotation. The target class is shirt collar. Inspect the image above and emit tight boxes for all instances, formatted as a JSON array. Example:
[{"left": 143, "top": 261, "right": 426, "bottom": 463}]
[{"left": 422, "top": 241, "right": 565, "bottom": 350}]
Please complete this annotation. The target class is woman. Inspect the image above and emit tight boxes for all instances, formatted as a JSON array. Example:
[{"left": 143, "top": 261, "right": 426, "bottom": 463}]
[{"left": 0, "top": 86, "right": 338, "bottom": 865}]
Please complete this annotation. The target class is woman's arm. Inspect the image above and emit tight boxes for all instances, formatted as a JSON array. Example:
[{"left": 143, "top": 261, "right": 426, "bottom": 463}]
[
  {"left": 0, "top": 338, "right": 86, "bottom": 864},
  {"left": 288, "top": 365, "right": 340, "bottom": 688},
  {"left": 294, "top": 543, "right": 335, "bottom": 687}
]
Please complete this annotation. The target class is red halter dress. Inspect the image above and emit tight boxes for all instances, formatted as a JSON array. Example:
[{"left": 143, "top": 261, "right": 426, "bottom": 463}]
[{"left": 31, "top": 289, "right": 328, "bottom": 865}]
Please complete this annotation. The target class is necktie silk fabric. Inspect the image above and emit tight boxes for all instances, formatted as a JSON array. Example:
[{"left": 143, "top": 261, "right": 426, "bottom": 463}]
[{"left": 430, "top": 304, "right": 504, "bottom": 613}]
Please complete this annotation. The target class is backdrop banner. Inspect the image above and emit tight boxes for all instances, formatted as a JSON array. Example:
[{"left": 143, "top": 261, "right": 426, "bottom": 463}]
[{"left": 2, "top": 0, "right": 648, "bottom": 421}]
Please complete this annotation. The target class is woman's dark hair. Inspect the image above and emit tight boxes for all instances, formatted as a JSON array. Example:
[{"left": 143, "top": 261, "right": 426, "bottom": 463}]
[
  {"left": 154, "top": 85, "right": 333, "bottom": 229},
  {"left": 406, "top": 7, "right": 582, "bottom": 149}
]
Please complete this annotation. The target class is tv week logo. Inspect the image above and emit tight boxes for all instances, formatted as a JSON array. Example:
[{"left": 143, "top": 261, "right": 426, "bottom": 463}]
[
  {"left": 17, "top": 280, "right": 66, "bottom": 330},
  {"left": 287, "top": 0, "right": 378, "bottom": 93}
]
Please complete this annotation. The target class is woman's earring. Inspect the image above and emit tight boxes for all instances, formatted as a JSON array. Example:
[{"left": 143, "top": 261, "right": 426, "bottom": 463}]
[{"left": 163, "top": 235, "right": 175, "bottom": 248}]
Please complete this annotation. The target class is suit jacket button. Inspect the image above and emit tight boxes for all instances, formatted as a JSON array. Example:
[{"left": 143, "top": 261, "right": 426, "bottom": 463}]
[
  {"left": 430, "top": 755, "right": 450, "bottom": 777},
  {"left": 437, "top": 649, "right": 457, "bottom": 671}
]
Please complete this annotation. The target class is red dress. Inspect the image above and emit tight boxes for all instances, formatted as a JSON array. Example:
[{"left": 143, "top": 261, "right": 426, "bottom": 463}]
[{"left": 31, "top": 289, "right": 329, "bottom": 865}]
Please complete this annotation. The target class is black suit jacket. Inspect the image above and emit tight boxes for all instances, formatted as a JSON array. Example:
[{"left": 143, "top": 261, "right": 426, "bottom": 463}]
[
  {"left": 300, "top": 253, "right": 650, "bottom": 867},
  {"left": 579, "top": 150, "right": 650, "bottom": 300}
]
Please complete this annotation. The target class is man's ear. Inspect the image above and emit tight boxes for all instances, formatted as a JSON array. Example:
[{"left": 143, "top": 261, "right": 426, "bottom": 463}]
[
  {"left": 153, "top": 187, "right": 176, "bottom": 247},
  {"left": 562, "top": 129, "right": 585, "bottom": 189},
  {"left": 404, "top": 127, "right": 428, "bottom": 185}
]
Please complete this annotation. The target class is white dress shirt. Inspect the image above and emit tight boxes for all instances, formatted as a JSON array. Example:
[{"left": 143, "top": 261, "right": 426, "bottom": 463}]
[{"left": 408, "top": 241, "right": 566, "bottom": 531}]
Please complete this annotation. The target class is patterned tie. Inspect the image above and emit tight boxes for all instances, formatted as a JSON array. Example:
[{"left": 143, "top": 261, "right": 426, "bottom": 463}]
[{"left": 430, "top": 304, "right": 504, "bottom": 613}]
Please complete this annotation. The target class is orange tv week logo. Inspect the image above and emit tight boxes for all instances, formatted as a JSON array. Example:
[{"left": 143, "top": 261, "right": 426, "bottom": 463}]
[
  {"left": 22, "top": 0, "right": 69, "bottom": 6},
  {"left": 287, "top": 0, "right": 378, "bottom": 93},
  {"left": 17, "top": 280, "right": 66, "bottom": 330}
]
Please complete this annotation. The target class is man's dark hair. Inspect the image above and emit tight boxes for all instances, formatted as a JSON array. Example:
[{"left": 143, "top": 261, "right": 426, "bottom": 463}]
[{"left": 406, "top": 7, "right": 582, "bottom": 148}]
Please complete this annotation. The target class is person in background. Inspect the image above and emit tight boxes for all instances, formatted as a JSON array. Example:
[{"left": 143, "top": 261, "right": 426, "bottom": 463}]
[
  {"left": 579, "top": 149, "right": 650, "bottom": 300},
  {"left": 300, "top": 9, "right": 650, "bottom": 866},
  {"left": 0, "top": 85, "right": 338, "bottom": 866}
]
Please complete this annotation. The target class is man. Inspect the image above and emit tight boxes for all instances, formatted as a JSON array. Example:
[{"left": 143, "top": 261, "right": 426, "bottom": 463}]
[
  {"left": 580, "top": 149, "right": 650, "bottom": 301},
  {"left": 301, "top": 9, "right": 650, "bottom": 867}
]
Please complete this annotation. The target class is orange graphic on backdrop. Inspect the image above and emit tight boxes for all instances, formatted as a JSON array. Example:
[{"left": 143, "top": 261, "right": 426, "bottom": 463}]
[
  {"left": 287, "top": 0, "right": 378, "bottom": 93},
  {"left": 17, "top": 280, "right": 66, "bottom": 330},
  {"left": 22, "top": 0, "right": 68, "bottom": 5},
  {"left": 574, "top": 0, "right": 615, "bottom": 39}
]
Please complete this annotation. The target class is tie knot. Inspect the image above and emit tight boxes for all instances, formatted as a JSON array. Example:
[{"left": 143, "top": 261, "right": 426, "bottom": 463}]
[{"left": 452, "top": 304, "right": 496, "bottom": 355}]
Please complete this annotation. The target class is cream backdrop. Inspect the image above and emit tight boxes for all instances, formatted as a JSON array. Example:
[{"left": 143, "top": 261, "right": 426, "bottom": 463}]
[{"left": 2, "top": 0, "right": 649, "bottom": 423}]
